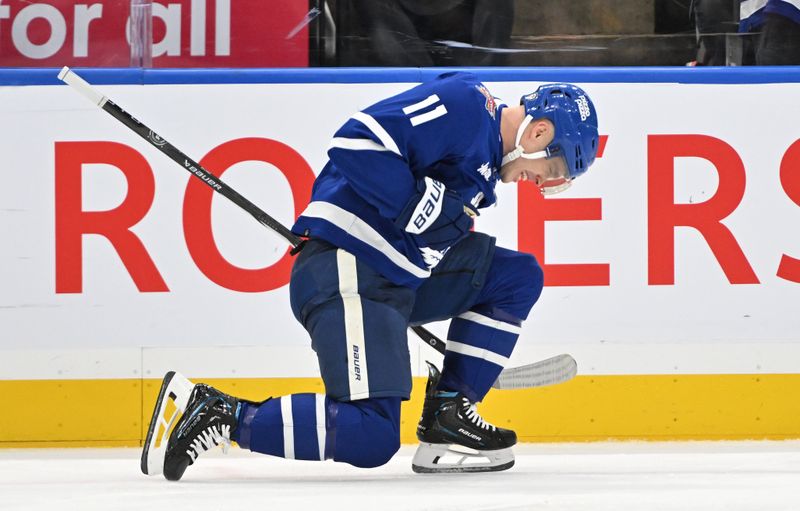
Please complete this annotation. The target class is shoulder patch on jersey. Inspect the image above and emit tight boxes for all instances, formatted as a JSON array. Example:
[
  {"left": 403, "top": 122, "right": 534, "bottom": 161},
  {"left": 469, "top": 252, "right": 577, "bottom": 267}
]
[{"left": 475, "top": 84, "right": 496, "bottom": 119}]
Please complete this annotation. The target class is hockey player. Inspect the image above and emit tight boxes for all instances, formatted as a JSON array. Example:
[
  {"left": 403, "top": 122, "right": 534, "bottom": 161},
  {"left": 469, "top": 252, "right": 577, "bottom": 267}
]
[{"left": 142, "top": 72, "right": 599, "bottom": 478}]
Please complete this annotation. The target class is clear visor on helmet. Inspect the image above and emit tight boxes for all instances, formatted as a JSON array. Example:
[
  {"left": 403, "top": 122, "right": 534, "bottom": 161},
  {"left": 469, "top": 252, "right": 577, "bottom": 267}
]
[{"left": 538, "top": 154, "right": 572, "bottom": 195}]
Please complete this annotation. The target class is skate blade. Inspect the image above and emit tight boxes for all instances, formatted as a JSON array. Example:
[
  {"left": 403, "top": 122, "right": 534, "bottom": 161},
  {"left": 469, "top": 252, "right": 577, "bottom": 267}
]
[
  {"left": 411, "top": 442, "right": 515, "bottom": 474},
  {"left": 140, "top": 371, "right": 194, "bottom": 476}
]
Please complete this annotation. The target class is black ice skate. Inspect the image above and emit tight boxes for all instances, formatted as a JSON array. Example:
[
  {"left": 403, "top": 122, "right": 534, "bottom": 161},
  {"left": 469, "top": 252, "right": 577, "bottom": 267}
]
[
  {"left": 413, "top": 362, "right": 516, "bottom": 473},
  {"left": 141, "top": 372, "right": 242, "bottom": 480}
]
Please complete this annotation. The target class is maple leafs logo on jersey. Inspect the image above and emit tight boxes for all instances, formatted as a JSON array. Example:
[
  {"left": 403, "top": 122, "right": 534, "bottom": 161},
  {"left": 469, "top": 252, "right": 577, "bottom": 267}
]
[
  {"left": 475, "top": 85, "right": 496, "bottom": 119},
  {"left": 476, "top": 162, "right": 492, "bottom": 181},
  {"left": 420, "top": 247, "right": 448, "bottom": 270}
]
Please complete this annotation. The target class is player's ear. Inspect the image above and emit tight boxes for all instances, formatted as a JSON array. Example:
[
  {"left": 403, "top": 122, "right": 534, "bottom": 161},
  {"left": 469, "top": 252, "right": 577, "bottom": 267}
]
[
  {"left": 536, "top": 119, "right": 554, "bottom": 139},
  {"left": 526, "top": 119, "right": 553, "bottom": 145}
]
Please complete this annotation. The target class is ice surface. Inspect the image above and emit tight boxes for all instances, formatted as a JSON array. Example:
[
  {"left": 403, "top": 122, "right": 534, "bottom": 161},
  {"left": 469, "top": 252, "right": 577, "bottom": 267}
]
[{"left": 1, "top": 442, "right": 799, "bottom": 511}]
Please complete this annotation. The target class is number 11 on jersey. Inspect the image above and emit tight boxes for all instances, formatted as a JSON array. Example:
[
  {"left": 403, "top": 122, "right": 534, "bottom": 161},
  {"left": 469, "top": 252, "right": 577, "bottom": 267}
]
[{"left": 403, "top": 94, "right": 448, "bottom": 126}]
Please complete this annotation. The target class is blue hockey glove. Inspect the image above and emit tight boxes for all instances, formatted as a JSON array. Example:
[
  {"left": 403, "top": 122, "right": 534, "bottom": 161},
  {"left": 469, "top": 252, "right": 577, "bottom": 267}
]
[{"left": 395, "top": 177, "right": 474, "bottom": 251}]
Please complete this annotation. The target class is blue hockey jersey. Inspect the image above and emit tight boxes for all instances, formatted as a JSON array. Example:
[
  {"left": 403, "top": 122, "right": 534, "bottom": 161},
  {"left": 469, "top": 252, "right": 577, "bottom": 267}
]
[{"left": 292, "top": 72, "right": 504, "bottom": 289}]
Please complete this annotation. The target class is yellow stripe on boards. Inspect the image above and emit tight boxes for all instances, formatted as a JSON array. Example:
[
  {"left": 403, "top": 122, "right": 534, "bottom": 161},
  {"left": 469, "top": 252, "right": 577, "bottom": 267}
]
[
  {"left": 1, "top": 379, "right": 142, "bottom": 445},
  {"left": 2, "top": 374, "right": 800, "bottom": 447},
  {"left": 488, "top": 374, "right": 800, "bottom": 442}
]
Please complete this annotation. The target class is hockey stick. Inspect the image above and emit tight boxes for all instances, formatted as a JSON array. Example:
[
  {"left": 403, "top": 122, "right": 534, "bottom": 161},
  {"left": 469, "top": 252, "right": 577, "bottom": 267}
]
[
  {"left": 410, "top": 325, "right": 576, "bottom": 389},
  {"left": 492, "top": 353, "right": 576, "bottom": 390},
  {"left": 58, "top": 66, "right": 576, "bottom": 390}
]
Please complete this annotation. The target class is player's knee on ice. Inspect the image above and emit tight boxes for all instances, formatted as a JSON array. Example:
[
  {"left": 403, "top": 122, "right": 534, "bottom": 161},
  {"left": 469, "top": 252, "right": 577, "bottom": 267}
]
[{"left": 331, "top": 397, "right": 401, "bottom": 468}]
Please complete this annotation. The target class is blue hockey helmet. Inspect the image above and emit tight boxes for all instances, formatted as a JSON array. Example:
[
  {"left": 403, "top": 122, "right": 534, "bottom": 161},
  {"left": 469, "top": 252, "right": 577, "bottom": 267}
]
[{"left": 503, "top": 84, "right": 599, "bottom": 194}]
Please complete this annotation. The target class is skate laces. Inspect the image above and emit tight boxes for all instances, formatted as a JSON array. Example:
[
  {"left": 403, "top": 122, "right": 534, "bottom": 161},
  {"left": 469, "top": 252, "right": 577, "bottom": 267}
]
[
  {"left": 462, "top": 397, "right": 496, "bottom": 431},
  {"left": 186, "top": 423, "right": 231, "bottom": 461}
]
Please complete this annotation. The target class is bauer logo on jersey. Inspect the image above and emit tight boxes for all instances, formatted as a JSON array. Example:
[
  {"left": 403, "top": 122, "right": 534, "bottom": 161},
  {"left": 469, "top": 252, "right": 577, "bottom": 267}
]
[
  {"left": 576, "top": 95, "right": 591, "bottom": 121},
  {"left": 406, "top": 177, "right": 445, "bottom": 235},
  {"left": 475, "top": 85, "right": 497, "bottom": 119}
]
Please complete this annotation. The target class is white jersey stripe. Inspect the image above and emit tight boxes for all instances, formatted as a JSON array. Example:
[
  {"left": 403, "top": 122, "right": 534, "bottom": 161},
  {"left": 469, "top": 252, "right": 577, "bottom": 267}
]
[
  {"left": 329, "top": 137, "right": 392, "bottom": 152},
  {"left": 352, "top": 112, "right": 401, "bottom": 156},
  {"left": 446, "top": 340, "right": 509, "bottom": 367},
  {"left": 315, "top": 394, "right": 326, "bottom": 461},
  {"left": 457, "top": 311, "right": 522, "bottom": 335},
  {"left": 337, "top": 250, "right": 370, "bottom": 400},
  {"left": 409, "top": 104, "right": 448, "bottom": 127},
  {"left": 402, "top": 94, "right": 440, "bottom": 115},
  {"left": 300, "top": 201, "right": 431, "bottom": 279},
  {"left": 280, "top": 397, "right": 294, "bottom": 459}
]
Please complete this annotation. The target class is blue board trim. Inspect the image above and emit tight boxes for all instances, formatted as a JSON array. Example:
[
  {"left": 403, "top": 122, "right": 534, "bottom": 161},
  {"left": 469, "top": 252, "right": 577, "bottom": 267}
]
[{"left": 2, "top": 66, "right": 800, "bottom": 86}]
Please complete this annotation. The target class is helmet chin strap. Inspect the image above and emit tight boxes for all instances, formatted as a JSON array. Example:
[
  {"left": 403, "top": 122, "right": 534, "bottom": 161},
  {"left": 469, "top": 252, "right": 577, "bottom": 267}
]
[{"left": 501, "top": 115, "right": 548, "bottom": 167}]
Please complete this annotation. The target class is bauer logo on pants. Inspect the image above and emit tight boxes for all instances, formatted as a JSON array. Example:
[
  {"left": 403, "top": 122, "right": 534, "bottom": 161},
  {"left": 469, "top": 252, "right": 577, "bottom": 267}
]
[{"left": 352, "top": 344, "right": 361, "bottom": 381}]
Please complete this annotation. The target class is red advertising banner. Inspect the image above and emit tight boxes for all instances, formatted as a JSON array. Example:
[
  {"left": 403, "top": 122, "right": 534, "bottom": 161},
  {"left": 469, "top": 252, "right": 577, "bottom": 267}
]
[{"left": 0, "top": 0, "right": 310, "bottom": 67}]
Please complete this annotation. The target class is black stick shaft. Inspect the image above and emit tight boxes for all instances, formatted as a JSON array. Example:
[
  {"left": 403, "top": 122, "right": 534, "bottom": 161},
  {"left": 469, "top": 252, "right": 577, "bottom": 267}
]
[
  {"left": 59, "top": 67, "right": 448, "bottom": 357},
  {"left": 103, "top": 98, "right": 302, "bottom": 248}
]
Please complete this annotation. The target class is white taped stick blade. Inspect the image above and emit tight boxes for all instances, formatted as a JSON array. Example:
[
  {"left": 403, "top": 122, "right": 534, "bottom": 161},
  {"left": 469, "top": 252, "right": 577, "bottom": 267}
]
[
  {"left": 412, "top": 442, "right": 515, "bottom": 473},
  {"left": 140, "top": 371, "right": 194, "bottom": 476},
  {"left": 492, "top": 354, "right": 577, "bottom": 390}
]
